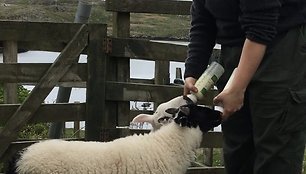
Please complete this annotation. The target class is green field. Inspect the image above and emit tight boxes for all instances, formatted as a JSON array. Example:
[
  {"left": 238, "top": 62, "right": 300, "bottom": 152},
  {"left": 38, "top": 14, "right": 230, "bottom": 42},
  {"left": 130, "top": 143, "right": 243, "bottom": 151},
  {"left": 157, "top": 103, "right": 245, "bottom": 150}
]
[{"left": 0, "top": 0, "right": 190, "bottom": 40}]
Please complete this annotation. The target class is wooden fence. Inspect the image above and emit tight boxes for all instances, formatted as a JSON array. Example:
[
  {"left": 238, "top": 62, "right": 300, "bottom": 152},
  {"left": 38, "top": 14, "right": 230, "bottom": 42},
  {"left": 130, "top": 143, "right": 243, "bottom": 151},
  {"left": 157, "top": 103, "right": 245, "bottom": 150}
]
[
  {"left": 0, "top": 0, "right": 224, "bottom": 173},
  {"left": 105, "top": 0, "right": 224, "bottom": 173}
]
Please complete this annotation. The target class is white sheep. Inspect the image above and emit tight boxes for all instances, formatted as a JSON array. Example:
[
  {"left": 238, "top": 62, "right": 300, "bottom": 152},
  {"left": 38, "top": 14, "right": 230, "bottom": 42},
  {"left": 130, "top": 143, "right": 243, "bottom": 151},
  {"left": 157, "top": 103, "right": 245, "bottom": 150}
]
[{"left": 6, "top": 95, "right": 221, "bottom": 174}]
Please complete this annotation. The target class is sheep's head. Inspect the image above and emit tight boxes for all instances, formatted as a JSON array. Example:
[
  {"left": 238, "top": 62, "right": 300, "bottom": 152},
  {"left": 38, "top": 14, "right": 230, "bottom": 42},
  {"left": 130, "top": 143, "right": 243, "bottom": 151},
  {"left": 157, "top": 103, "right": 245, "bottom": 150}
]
[
  {"left": 132, "top": 96, "right": 188, "bottom": 131},
  {"left": 132, "top": 95, "right": 222, "bottom": 132},
  {"left": 169, "top": 103, "right": 222, "bottom": 133}
]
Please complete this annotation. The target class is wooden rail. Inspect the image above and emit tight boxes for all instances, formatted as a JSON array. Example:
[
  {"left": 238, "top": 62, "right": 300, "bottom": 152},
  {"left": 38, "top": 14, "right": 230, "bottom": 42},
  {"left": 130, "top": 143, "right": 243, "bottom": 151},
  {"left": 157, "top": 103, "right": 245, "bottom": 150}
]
[
  {"left": 110, "top": 38, "right": 190, "bottom": 62},
  {"left": 106, "top": 0, "right": 192, "bottom": 15},
  {"left": 0, "top": 103, "right": 86, "bottom": 124},
  {"left": 0, "top": 21, "right": 88, "bottom": 52},
  {"left": 0, "top": 63, "right": 87, "bottom": 84}
]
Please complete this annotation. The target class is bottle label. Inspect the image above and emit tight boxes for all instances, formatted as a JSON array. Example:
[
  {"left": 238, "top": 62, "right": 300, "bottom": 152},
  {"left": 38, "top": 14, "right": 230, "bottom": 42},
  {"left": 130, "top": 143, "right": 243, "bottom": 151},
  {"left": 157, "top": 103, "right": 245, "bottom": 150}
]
[
  {"left": 194, "top": 75, "right": 215, "bottom": 99},
  {"left": 192, "top": 62, "right": 224, "bottom": 100}
]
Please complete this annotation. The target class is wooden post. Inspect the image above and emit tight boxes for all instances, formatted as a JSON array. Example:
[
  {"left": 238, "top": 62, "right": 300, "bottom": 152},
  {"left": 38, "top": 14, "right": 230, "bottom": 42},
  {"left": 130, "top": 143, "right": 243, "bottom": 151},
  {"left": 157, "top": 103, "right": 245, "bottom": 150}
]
[
  {"left": 0, "top": 25, "right": 88, "bottom": 157},
  {"left": 85, "top": 24, "right": 108, "bottom": 141},
  {"left": 154, "top": 56, "right": 170, "bottom": 108},
  {"left": 74, "top": 121, "right": 80, "bottom": 138},
  {"left": 176, "top": 67, "right": 182, "bottom": 79},
  {"left": 204, "top": 148, "right": 213, "bottom": 167},
  {"left": 110, "top": 12, "right": 131, "bottom": 138},
  {"left": 155, "top": 61, "right": 170, "bottom": 85},
  {"left": 220, "top": 150, "right": 224, "bottom": 166},
  {"left": 48, "top": 0, "right": 93, "bottom": 140},
  {"left": 73, "top": 101, "right": 81, "bottom": 138},
  {"left": 3, "top": 41, "right": 18, "bottom": 104},
  {"left": 112, "top": 12, "right": 130, "bottom": 37}
]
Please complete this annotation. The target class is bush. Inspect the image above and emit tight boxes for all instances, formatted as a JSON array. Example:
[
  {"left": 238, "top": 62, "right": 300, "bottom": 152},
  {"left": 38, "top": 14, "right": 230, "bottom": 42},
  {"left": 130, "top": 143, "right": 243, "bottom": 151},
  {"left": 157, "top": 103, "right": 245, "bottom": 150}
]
[
  {"left": 0, "top": 84, "right": 50, "bottom": 139},
  {"left": 0, "top": 84, "right": 30, "bottom": 104},
  {"left": 18, "top": 123, "right": 50, "bottom": 139}
]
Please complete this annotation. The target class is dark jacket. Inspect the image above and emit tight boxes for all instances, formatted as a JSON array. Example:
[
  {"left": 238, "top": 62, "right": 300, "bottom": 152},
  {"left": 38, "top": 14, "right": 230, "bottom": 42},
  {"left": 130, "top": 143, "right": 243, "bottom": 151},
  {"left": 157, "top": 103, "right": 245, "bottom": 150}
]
[{"left": 185, "top": 0, "right": 306, "bottom": 79}]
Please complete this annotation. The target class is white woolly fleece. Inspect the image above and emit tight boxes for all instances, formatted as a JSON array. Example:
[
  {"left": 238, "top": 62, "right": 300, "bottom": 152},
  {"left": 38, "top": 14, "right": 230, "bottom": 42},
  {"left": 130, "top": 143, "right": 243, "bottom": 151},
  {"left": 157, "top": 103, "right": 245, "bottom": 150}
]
[{"left": 16, "top": 123, "right": 203, "bottom": 174}]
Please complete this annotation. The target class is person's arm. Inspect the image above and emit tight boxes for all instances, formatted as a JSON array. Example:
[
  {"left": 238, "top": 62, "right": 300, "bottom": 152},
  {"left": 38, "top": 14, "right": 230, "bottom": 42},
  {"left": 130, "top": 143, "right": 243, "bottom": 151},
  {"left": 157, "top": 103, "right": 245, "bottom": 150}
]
[
  {"left": 184, "top": 0, "right": 217, "bottom": 95},
  {"left": 214, "top": 39, "right": 266, "bottom": 118},
  {"left": 213, "top": 0, "right": 281, "bottom": 118}
]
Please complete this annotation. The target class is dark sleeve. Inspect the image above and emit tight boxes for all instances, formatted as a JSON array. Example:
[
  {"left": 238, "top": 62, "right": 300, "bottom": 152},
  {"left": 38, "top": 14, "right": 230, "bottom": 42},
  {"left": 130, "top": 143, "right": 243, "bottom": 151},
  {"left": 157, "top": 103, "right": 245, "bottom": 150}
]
[
  {"left": 239, "top": 0, "right": 281, "bottom": 44},
  {"left": 184, "top": 0, "right": 217, "bottom": 79}
]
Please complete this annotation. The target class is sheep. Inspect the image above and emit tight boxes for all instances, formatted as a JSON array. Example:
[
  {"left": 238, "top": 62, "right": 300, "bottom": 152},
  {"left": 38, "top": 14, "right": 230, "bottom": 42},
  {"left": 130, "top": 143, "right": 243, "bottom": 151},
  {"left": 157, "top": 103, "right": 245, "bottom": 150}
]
[{"left": 6, "top": 95, "right": 221, "bottom": 174}]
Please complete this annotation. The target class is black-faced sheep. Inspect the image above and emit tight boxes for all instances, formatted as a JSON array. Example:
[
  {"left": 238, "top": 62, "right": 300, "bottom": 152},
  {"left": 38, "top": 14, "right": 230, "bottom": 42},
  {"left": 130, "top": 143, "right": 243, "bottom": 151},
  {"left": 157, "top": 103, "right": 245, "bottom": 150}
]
[{"left": 6, "top": 95, "right": 221, "bottom": 174}]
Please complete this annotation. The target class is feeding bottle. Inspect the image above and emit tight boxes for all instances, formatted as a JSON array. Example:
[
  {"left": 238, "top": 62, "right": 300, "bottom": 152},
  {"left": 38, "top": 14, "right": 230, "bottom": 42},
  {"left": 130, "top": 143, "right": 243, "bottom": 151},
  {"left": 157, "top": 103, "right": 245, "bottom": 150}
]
[{"left": 188, "top": 61, "right": 224, "bottom": 103}]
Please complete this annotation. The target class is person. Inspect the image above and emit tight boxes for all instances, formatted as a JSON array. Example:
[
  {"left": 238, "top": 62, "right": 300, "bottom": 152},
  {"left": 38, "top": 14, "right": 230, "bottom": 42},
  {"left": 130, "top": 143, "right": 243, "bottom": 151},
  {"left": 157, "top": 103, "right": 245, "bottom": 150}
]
[{"left": 183, "top": 0, "right": 306, "bottom": 173}]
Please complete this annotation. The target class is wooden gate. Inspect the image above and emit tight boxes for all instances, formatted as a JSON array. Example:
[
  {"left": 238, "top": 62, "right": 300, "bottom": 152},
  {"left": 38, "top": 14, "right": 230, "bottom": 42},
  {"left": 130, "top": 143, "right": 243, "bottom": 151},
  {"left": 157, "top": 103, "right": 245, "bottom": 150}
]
[{"left": 0, "top": 21, "right": 107, "bottom": 161}]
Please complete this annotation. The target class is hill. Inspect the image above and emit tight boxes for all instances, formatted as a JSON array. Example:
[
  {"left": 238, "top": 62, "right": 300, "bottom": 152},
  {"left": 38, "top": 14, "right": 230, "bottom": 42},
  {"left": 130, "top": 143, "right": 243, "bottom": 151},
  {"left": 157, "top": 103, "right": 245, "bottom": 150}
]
[{"left": 0, "top": 0, "right": 190, "bottom": 40}]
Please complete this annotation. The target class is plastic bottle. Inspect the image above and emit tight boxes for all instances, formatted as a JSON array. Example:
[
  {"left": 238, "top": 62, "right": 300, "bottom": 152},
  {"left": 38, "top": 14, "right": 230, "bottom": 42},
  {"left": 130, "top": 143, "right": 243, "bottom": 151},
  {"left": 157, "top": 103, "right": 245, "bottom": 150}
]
[
  {"left": 189, "top": 61, "right": 224, "bottom": 103},
  {"left": 214, "top": 68, "right": 237, "bottom": 113}
]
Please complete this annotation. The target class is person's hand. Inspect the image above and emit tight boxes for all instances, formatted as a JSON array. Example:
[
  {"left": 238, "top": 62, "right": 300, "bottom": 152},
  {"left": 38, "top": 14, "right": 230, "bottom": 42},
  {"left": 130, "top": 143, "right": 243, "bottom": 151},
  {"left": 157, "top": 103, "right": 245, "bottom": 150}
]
[
  {"left": 184, "top": 77, "right": 198, "bottom": 95},
  {"left": 213, "top": 85, "right": 245, "bottom": 119}
]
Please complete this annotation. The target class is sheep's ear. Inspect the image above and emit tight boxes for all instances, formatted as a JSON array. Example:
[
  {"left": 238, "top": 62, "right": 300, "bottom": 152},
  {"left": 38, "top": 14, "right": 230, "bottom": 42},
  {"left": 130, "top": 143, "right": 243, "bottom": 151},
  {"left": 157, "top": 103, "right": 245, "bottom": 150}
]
[
  {"left": 132, "top": 114, "right": 154, "bottom": 124},
  {"left": 165, "top": 108, "right": 179, "bottom": 115}
]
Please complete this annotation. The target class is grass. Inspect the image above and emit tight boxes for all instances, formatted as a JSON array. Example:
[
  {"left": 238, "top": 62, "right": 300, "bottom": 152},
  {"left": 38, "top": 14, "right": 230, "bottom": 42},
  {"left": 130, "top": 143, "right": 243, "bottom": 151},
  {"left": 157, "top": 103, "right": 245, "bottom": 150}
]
[
  {"left": 195, "top": 148, "right": 223, "bottom": 167},
  {"left": 63, "top": 128, "right": 85, "bottom": 139},
  {"left": 0, "top": 0, "right": 190, "bottom": 40}
]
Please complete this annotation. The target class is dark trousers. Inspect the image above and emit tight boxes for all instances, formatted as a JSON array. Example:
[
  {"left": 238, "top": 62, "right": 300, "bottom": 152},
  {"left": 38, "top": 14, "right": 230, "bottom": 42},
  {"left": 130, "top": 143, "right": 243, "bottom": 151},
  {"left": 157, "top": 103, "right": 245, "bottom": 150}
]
[{"left": 217, "top": 25, "right": 306, "bottom": 174}]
